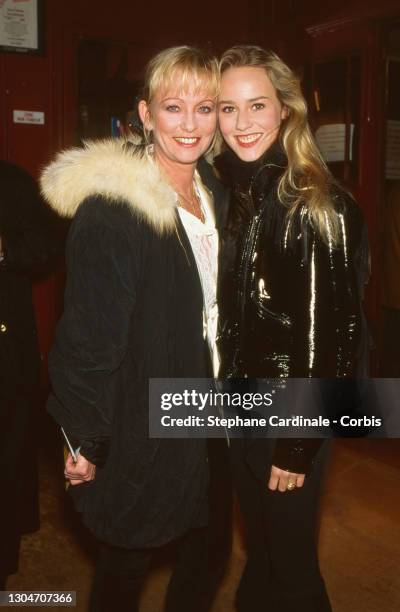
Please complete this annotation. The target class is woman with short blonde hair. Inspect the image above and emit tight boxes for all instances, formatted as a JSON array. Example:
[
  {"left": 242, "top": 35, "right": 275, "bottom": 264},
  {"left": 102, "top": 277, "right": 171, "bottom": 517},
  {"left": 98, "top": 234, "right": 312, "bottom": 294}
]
[{"left": 42, "top": 45, "right": 229, "bottom": 612}]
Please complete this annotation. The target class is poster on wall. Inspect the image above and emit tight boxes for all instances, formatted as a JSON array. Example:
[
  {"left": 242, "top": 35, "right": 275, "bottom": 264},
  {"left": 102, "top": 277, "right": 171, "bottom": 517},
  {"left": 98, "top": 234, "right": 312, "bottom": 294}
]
[
  {"left": 315, "top": 123, "right": 355, "bottom": 163},
  {"left": 386, "top": 120, "right": 400, "bottom": 180},
  {"left": 0, "top": 0, "right": 42, "bottom": 54}
]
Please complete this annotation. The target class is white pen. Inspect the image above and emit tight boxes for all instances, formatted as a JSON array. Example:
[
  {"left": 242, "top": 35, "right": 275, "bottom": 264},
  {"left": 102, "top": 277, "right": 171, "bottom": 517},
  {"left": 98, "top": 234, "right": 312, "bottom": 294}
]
[{"left": 61, "top": 427, "right": 81, "bottom": 463}]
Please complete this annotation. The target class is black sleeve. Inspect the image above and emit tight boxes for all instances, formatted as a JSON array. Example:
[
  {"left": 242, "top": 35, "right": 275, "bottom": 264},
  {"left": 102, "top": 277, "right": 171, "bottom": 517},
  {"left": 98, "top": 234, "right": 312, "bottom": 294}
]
[
  {"left": 47, "top": 197, "right": 142, "bottom": 466},
  {"left": 272, "top": 438, "right": 323, "bottom": 475},
  {"left": 332, "top": 199, "right": 367, "bottom": 377},
  {"left": 273, "top": 197, "right": 366, "bottom": 474},
  {"left": 290, "top": 198, "right": 364, "bottom": 378},
  {"left": 0, "top": 161, "right": 63, "bottom": 271}
]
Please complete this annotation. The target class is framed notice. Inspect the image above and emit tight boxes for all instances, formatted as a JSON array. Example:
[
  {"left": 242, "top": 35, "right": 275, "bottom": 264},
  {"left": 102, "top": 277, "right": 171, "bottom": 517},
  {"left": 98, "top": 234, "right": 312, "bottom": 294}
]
[
  {"left": 315, "top": 123, "right": 355, "bottom": 163},
  {"left": 386, "top": 120, "right": 400, "bottom": 180},
  {"left": 0, "top": 0, "right": 43, "bottom": 54}
]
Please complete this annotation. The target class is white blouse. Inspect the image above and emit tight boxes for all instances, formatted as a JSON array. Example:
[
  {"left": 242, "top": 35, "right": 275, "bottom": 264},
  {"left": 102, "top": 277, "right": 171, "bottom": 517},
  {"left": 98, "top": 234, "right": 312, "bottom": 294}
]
[{"left": 178, "top": 172, "right": 220, "bottom": 377}]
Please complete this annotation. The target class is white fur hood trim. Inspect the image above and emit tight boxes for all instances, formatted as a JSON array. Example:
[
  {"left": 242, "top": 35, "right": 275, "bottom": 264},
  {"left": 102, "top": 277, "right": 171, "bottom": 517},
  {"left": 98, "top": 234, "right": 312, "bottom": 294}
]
[{"left": 40, "top": 139, "right": 177, "bottom": 234}]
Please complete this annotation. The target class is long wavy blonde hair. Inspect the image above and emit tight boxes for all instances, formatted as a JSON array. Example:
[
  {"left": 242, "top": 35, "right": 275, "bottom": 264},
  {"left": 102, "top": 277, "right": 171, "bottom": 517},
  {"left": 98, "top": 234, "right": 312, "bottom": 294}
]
[{"left": 219, "top": 45, "right": 340, "bottom": 245}]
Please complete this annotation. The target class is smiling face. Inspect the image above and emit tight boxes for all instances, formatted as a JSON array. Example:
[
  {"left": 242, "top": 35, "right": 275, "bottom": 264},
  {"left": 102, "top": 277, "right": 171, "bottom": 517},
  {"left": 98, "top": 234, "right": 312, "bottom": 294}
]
[
  {"left": 139, "top": 79, "right": 217, "bottom": 169},
  {"left": 218, "top": 66, "right": 286, "bottom": 162}
]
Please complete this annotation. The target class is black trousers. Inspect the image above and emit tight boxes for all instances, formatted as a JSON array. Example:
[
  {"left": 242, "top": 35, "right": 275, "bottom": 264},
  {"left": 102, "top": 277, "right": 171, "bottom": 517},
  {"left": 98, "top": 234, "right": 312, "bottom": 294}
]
[
  {"left": 230, "top": 438, "right": 332, "bottom": 612},
  {"left": 89, "top": 439, "right": 232, "bottom": 612},
  {"left": 0, "top": 390, "right": 39, "bottom": 580}
]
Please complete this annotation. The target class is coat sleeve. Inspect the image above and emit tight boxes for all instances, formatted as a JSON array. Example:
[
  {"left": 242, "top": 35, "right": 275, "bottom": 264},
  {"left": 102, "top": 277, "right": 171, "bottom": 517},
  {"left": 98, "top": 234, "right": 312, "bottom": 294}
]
[
  {"left": 0, "top": 162, "right": 62, "bottom": 271},
  {"left": 272, "top": 197, "right": 367, "bottom": 474},
  {"left": 290, "top": 196, "right": 365, "bottom": 378},
  {"left": 47, "top": 197, "right": 143, "bottom": 466},
  {"left": 332, "top": 199, "right": 368, "bottom": 377}
]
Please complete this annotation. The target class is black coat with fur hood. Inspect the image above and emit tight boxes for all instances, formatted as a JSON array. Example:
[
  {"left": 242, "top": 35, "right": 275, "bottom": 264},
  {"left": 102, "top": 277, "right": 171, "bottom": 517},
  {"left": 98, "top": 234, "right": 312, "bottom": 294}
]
[{"left": 40, "top": 140, "right": 226, "bottom": 549}]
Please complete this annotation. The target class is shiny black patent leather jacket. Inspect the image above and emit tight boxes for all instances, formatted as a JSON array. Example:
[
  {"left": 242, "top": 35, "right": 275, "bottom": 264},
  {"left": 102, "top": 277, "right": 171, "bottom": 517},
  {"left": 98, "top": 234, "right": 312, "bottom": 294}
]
[{"left": 215, "top": 145, "right": 368, "bottom": 473}]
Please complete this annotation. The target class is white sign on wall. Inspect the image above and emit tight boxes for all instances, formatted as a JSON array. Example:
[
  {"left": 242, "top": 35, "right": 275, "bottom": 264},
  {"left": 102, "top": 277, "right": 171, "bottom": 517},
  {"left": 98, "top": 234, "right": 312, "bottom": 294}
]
[
  {"left": 13, "top": 109, "right": 44, "bottom": 124},
  {"left": 0, "top": 0, "right": 40, "bottom": 53},
  {"left": 315, "top": 123, "right": 355, "bottom": 163},
  {"left": 386, "top": 120, "right": 400, "bottom": 180}
]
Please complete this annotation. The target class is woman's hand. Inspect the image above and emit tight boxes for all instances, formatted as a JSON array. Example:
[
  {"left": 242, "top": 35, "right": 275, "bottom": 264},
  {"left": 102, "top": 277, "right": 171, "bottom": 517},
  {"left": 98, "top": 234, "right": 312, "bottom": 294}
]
[
  {"left": 268, "top": 465, "right": 305, "bottom": 492},
  {"left": 64, "top": 452, "right": 96, "bottom": 486}
]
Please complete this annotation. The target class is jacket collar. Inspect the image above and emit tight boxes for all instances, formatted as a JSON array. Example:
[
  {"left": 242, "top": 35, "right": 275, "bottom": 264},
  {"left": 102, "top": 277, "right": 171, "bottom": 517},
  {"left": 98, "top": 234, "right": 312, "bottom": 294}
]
[
  {"left": 40, "top": 139, "right": 177, "bottom": 235},
  {"left": 214, "top": 138, "right": 287, "bottom": 194}
]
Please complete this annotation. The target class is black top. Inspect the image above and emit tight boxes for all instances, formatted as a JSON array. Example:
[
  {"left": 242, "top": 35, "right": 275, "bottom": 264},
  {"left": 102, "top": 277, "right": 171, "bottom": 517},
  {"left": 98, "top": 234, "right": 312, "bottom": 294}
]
[{"left": 215, "top": 143, "right": 368, "bottom": 473}]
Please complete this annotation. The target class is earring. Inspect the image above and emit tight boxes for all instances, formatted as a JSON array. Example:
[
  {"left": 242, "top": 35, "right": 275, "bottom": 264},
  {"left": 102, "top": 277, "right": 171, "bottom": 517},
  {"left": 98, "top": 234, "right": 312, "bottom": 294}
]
[{"left": 143, "top": 126, "right": 153, "bottom": 145}]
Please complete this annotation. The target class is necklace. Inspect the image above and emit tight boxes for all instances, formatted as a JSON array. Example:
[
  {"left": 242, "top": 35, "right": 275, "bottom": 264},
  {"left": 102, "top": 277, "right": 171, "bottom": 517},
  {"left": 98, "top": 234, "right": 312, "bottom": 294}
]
[{"left": 176, "top": 183, "right": 205, "bottom": 223}]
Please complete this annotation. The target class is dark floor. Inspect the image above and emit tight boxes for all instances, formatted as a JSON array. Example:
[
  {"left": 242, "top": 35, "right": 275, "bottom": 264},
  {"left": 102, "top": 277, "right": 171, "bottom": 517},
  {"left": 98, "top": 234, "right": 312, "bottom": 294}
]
[{"left": 7, "top": 438, "right": 400, "bottom": 611}]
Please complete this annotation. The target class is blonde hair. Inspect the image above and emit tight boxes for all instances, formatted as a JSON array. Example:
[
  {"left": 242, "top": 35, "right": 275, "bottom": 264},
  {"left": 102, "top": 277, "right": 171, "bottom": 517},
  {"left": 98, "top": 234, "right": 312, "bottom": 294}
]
[
  {"left": 142, "top": 46, "right": 219, "bottom": 104},
  {"left": 139, "top": 46, "right": 219, "bottom": 148},
  {"left": 220, "top": 45, "right": 340, "bottom": 245}
]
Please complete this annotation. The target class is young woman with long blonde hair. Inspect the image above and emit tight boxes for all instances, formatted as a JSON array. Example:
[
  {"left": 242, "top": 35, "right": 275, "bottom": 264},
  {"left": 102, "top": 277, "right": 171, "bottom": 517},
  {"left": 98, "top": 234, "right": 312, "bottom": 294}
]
[{"left": 215, "top": 45, "right": 367, "bottom": 612}]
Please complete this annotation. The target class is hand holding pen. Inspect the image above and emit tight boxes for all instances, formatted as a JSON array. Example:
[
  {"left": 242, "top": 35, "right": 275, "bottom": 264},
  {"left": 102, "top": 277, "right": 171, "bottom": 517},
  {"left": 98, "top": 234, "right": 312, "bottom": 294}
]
[
  {"left": 61, "top": 427, "right": 96, "bottom": 485},
  {"left": 64, "top": 452, "right": 96, "bottom": 486}
]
